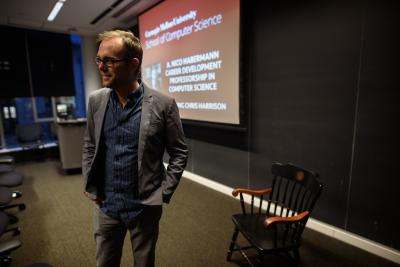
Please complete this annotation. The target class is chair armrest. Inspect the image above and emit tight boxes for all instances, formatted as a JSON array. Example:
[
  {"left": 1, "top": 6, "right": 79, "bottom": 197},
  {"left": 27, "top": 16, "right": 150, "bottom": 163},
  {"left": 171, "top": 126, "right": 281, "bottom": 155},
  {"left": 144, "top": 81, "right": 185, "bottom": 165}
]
[
  {"left": 264, "top": 211, "right": 310, "bottom": 227},
  {"left": 232, "top": 188, "right": 272, "bottom": 197}
]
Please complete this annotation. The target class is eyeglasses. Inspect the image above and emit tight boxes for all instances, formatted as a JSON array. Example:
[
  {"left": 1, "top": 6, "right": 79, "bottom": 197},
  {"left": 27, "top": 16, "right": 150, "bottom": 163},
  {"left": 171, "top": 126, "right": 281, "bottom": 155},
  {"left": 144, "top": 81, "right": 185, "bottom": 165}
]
[{"left": 95, "top": 57, "right": 132, "bottom": 67}]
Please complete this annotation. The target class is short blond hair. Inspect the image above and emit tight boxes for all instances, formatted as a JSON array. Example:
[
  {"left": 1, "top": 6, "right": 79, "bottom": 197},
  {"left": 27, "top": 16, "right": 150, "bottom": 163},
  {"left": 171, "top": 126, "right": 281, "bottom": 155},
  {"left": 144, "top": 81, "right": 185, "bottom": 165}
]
[{"left": 97, "top": 29, "right": 143, "bottom": 72}]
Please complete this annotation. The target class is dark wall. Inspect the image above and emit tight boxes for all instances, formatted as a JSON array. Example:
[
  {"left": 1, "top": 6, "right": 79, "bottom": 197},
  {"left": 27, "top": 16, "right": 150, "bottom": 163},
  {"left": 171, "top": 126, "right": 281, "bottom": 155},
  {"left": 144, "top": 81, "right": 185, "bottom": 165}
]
[
  {"left": 0, "top": 26, "right": 75, "bottom": 98},
  {"left": 347, "top": 2, "right": 400, "bottom": 249},
  {"left": 0, "top": 26, "right": 30, "bottom": 98},
  {"left": 27, "top": 30, "right": 75, "bottom": 97},
  {"left": 183, "top": 1, "right": 400, "bottom": 250}
]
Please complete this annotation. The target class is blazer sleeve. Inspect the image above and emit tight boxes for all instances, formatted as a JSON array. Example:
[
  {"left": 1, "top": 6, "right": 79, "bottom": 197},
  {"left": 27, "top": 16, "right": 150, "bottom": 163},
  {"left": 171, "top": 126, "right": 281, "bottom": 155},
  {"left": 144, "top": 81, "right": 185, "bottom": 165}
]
[
  {"left": 82, "top": 94, "right": 96, "bottom": 191},
  {"left": 162, "top": 99, "right": 188, "bottom": 203}
]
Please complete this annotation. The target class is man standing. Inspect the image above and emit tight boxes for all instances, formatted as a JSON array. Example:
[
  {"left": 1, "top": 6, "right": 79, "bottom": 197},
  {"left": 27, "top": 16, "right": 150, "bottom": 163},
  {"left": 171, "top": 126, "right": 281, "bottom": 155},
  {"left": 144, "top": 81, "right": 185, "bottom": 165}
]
[{"left": 82, "top": 29, "right": 188, "bottom": 267}]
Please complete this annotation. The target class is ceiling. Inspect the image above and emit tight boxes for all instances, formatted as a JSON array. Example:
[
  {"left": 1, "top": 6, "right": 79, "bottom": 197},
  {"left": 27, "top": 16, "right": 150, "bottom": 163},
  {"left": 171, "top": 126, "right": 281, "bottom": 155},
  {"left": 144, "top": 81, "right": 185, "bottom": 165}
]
[{"left": 0, "top": 0, "right": 162, "bottom": 36}]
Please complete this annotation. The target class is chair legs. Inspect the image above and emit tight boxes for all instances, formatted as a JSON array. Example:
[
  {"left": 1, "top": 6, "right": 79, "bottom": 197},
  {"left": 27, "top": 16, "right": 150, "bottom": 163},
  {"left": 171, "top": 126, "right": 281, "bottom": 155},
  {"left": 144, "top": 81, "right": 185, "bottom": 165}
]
[
  {"left": 227, "top": 228, "right": 303, "bottom": 267},
  {"left": 293, "top": 248, "right": 302, "bottom": 266},
  {"left": 257, "top": 253, "right": 265, "bottom": 267},
  {"left": 227, "top": 227, "right": 239, "bottom": 261},
  {"left": 227, "top": 226, "right": 259, "bottom": 266}
]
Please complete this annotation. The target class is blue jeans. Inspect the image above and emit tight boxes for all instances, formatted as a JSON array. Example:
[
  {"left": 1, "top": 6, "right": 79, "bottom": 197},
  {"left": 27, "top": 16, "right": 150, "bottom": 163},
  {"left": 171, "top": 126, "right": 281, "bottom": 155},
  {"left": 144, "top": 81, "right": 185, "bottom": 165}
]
[{"left": 93, "top": 205, "right": 162, "bottom": 267}]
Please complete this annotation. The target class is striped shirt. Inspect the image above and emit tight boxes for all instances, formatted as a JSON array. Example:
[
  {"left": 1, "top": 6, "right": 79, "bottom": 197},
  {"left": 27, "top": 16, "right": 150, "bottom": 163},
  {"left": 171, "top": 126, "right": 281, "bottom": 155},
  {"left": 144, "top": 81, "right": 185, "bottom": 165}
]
[{"left": 100, "top": 84, "right": 144, "bottom": 222}]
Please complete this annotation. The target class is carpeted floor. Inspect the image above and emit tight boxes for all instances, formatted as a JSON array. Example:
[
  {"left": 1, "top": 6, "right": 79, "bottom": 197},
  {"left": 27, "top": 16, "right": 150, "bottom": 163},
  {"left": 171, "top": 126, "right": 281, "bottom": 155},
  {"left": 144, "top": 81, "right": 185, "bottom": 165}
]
[{"left": 4, "top": 159, "right": 399, "bottom": 267}]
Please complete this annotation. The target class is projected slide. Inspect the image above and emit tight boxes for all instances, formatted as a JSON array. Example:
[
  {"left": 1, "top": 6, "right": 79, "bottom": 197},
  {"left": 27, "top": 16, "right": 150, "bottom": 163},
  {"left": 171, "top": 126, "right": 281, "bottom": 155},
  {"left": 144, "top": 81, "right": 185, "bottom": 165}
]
[{"left": 139, "top": 0, "right": 240, "bottom": 124}]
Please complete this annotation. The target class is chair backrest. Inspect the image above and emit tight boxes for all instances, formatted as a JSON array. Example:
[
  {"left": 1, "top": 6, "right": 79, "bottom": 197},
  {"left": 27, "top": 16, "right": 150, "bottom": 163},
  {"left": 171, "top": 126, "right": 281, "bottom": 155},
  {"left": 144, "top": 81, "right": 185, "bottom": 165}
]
[
  {"left": 16, "top": 123, "right": 43, "bottom": 143},
  {"left": 265, "top": 163, "right": 322, "bottom": 247},
  {"left": 266, "top": 162, "right": 322, "bottom": 219}
]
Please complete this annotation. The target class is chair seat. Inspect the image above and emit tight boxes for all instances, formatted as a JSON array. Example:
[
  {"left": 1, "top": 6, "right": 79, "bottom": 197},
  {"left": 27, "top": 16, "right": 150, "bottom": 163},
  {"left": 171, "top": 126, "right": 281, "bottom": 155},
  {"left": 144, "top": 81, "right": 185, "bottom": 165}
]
[
  {"left": 0, "top": 165, "right": 14, "bottom": 173},
  {"left": 232, "top": 213, "right": 299, "bottom": 252},
  {"left": 0, "top": 239, "right": 22, "bottom": 255},
  {"left": 0, "top": 172, "right": 24, "bottom": 187},
  {"left": 0, "top": 156, "right": 14, "bottom": 165}
]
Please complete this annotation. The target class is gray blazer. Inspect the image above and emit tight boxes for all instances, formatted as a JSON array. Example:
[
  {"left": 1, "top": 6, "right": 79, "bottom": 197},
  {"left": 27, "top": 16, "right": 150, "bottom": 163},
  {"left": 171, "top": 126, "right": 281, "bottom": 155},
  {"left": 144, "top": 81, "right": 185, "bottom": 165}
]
[{"left": 82, "top": 83, "right": 188, "bottom": 205}]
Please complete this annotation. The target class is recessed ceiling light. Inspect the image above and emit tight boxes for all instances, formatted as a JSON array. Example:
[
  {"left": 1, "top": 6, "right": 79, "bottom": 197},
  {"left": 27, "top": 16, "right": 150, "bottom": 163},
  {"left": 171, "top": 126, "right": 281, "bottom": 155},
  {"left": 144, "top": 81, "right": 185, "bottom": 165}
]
[{"left": 47, "top": 0, "right": 66, "bottom": 22}]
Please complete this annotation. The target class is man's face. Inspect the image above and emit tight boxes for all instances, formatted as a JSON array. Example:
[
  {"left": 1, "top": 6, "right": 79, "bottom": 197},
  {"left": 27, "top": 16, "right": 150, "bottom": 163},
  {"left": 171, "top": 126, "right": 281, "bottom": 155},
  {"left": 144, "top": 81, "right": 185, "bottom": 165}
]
[{"left": 96, "top": 37, "right": 133, "bottom": 89}]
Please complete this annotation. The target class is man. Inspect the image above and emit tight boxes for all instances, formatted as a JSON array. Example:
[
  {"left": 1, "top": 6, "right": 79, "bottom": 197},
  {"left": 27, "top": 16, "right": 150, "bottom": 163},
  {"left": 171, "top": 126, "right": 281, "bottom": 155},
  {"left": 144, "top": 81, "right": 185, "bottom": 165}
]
[{"left": 82, "top": 29, "right": 188, "bottom": 267}]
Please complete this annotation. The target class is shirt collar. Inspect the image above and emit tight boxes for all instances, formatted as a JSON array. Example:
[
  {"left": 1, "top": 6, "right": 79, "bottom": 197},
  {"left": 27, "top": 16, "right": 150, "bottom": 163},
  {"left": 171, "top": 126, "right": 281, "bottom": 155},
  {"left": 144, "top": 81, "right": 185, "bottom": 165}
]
[
  {"left": 111, "top": 82, "right": 144, "bottom": 103},
  {"left": 127, "top": 82, "right": 144, "bottom": 101}
]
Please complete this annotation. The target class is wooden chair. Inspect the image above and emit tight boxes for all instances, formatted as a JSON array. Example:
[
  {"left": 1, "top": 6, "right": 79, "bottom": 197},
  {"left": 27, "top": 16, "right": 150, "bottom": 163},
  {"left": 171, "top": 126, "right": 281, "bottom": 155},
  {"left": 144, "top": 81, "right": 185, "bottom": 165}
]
[{"left": 227, "top": 162, "right": 323, "bottom": 266}]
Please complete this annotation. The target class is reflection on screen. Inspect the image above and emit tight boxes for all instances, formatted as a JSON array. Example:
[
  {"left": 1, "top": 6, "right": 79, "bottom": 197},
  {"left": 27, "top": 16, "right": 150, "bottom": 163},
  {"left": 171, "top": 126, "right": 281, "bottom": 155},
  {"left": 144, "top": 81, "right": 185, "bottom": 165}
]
[{"left": 139, "top": 0, "right": 240, "bottom": 124}]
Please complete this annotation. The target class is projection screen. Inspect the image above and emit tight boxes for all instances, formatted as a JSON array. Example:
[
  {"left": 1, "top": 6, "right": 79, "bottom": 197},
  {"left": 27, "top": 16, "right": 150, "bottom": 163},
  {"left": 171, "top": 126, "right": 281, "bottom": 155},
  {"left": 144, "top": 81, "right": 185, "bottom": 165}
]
[{"left": 139, "top": 0, "right": 240, "bottom": 125}]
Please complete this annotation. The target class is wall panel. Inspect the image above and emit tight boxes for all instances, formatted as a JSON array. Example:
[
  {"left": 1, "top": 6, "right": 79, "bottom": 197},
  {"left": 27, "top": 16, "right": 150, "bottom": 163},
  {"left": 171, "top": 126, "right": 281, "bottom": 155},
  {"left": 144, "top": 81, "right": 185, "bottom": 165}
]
[
  {"left": 183, "top": 1, "right": 400, "bottom": 249},
  {"left": 347, "top": 2, "right": 400, "bottom": 249}
]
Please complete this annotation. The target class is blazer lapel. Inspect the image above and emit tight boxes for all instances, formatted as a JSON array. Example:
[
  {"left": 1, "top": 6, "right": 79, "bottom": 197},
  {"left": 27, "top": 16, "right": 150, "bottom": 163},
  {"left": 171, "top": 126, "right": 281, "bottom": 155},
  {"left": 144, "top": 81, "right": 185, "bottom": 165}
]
[
  {"left": 138, "top": 85, "right": 153, "bottom": 174},
  {"left": 94, "top": 89, "right": 110, "bottom": 152}
]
